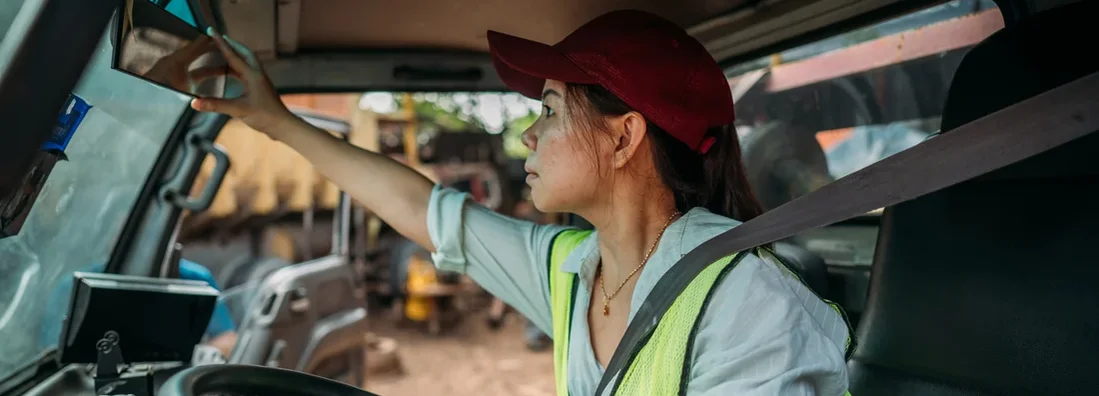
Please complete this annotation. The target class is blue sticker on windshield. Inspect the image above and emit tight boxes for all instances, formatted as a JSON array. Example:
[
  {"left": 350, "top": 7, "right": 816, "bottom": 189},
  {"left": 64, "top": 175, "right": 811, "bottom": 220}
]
[{"left": 43, "top": 94, "right": 91, "bottom": 153}]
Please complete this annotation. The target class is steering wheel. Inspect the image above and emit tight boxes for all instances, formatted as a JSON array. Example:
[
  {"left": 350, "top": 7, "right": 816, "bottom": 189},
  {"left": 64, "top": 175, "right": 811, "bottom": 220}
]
[{"left": 159, "top": 364, "right": 381, "bottom": 396}]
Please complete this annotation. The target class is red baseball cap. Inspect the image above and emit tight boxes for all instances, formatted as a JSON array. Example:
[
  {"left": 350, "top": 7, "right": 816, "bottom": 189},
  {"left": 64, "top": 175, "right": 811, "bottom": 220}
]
[{"left": 487, "top": 9, "right": 735, "bottom": 154}]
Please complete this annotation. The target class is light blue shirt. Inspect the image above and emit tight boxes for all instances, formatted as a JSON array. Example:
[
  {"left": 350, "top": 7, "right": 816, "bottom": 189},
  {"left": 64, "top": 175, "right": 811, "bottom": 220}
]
[{"left": 427, "top": 185, "right": 849, "bottom": 395}]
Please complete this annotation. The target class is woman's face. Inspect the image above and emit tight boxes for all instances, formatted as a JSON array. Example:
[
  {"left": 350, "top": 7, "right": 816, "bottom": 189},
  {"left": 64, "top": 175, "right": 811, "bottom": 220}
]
[{"left": 521, "top": 80, "right": 612, "bottom": 213}]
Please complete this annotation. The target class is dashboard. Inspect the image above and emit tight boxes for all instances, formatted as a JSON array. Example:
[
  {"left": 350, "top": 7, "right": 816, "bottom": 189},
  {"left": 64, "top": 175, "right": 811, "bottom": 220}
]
[
  {"left": 795, "top": 224, "right": 879, "bottom": 268},
  {"left": 791, "top": 222, "right": 879, "bottom": 327}
]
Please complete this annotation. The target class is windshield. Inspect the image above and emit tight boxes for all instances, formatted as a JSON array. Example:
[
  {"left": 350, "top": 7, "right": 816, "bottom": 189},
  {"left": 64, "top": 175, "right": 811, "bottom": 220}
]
[
  {"left": 0, "top": 0, "right": 27, "bottom": 40},
  {"left": 0, "top": 28, "right": 190, "bottom": 383},
  {"left": 728, "top": 0, "right": 1000, "bottom": 210}
]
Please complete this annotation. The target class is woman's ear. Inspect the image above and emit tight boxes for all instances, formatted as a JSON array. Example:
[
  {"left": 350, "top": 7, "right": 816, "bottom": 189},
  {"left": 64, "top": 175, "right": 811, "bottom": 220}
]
[{"left": 611, "top": 111, "right": 648, "bottom": 169}]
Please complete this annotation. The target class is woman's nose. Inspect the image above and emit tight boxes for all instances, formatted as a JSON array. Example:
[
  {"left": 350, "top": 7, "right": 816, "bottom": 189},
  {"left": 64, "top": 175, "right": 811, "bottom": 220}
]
[{"left": 521, "top": 127, "right": 537, "bottom": 151}]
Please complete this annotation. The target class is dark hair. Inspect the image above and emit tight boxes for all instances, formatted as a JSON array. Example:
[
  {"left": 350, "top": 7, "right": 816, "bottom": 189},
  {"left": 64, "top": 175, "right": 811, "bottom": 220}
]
[{"left": 565, "top": 84, "right": 765, "bottom": 222}]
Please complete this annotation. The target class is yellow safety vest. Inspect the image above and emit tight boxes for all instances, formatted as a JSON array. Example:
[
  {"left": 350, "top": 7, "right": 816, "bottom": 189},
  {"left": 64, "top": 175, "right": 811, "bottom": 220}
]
[{"left": 548, "top": 229, "right": 855, "bottom": 396}]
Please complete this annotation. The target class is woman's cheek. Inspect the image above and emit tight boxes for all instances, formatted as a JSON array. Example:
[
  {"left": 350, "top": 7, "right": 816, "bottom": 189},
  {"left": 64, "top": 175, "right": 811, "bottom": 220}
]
[
  {"left": 547, "top": 162, "right": 600, "bottom": 209},
  {"left": 535, "top": 129, "right": 605, "bottom": 208}
]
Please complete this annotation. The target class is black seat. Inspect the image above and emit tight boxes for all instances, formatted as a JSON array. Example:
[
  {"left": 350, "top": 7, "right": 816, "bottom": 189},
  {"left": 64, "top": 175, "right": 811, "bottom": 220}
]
[{"left": 849, "top": 2, "right": 1099, "bottom": 395}]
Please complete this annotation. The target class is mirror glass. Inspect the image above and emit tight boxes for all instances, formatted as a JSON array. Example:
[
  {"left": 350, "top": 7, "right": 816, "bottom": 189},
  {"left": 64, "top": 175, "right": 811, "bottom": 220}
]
[
  {"left": 113, "top": 0, "right": 231, "bottom": 98},
  {"left": 161, "top": 0, "right": 198, "bottom": 27}
]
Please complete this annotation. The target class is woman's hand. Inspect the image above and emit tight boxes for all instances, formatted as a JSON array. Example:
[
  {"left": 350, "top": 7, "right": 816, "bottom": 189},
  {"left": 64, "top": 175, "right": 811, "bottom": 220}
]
[
  {"left": 143, "top": 35, "right": 220, "bottom": 94},
  {"left": 190, "top": 28, "right": 296, "bottom": 137}
]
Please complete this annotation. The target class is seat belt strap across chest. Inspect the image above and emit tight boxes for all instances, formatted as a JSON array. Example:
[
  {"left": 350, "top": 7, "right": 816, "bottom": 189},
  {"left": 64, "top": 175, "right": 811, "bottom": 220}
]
[{"left": 594, "top": 71, "right": 1099, "bottom": 395}]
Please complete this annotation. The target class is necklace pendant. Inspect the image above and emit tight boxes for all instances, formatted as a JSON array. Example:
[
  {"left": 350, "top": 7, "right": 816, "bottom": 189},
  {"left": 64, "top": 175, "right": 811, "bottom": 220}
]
[{"left": 603, "top": 304, "right": 610, "bottom": 316}]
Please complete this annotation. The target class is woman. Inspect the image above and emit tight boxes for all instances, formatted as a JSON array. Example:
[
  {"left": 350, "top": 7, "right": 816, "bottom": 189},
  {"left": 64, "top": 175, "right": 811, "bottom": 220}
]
[{"left": 193, "top": 10, "right": 851, "bottom": 395}]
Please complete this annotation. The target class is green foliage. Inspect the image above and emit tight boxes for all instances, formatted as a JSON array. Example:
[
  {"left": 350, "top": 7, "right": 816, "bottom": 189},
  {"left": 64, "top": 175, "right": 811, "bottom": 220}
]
[
  {"left": 503, "top": 111, "right": 538, "bottom": 158},
  {"left": 403, "top": 94, "right": 483, "bottom": 131},
  {"left": 395, "top": 92, "right": 539, "bottom": 159}
]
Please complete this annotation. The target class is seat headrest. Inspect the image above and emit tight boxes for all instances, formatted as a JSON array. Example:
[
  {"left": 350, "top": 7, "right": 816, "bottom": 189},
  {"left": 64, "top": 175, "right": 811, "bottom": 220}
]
[
  {"left": 940, "top": 0, "right": 1099, "bottom": 133},
  {"left": 939, "top": 0, "right": 1099, "bottom": 179}
]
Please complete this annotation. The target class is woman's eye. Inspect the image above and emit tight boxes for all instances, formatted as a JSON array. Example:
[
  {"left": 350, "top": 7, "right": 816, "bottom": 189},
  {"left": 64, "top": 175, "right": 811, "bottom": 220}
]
[{"left": 542, "top": 105, "right": 555, "bottom": 118}]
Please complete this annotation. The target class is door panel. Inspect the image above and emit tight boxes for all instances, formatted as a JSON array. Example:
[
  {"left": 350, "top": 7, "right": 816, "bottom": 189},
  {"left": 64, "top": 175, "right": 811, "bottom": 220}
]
[{"left": 228, "top": 255, "right": 367, "bottom": 386}]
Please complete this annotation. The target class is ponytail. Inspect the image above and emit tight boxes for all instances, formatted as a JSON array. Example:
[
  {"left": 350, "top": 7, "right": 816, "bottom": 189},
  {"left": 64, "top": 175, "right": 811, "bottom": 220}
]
[
  {"left": 649, "top": 124, "right": 764, "bottom": 221},
  {"left": 567, "top": 84, "right": 765, "bottom": 221}
]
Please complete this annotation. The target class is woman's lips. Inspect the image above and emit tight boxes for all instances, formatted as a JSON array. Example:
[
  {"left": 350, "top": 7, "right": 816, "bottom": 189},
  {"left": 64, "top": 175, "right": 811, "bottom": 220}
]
[{"left": 525, "top": 162, "right": 538, "bottom": 184}]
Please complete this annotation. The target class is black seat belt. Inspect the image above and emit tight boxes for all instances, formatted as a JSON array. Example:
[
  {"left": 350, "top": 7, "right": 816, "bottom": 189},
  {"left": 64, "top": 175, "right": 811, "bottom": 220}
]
[{"left": 594, "top": 71, "right": 1099, "bottom": 395}]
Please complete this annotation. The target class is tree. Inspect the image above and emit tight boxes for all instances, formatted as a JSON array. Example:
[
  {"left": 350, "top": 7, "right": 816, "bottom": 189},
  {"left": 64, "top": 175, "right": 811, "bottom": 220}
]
[
  {"left": 503, "top": 111, "right": 538, "bottom": 158},
  {"left": 394, "top": 92, "right": 539, "bottom": 158},
  {"left": 406, "top": 93, "right": 483, "bottom": 131}
]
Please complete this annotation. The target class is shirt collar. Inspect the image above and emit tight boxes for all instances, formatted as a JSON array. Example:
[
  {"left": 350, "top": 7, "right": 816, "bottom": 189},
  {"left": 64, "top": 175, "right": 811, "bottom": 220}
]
[
  {"left": 558, "top": 207, "right": 704, "bottom": 280},
  {"left": 556, "top": 208, "right": 744, "bottom": 321}
]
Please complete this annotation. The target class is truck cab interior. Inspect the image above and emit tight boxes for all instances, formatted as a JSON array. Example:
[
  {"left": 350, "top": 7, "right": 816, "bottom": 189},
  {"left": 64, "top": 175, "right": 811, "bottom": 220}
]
[{"left": 0, "top": 0, "right": 1095, "bottom": 395}]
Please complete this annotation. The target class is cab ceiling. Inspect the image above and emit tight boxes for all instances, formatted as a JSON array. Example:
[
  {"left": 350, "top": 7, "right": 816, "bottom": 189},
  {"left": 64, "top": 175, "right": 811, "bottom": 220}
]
[
  {"left": 219, "top": 0, "right": 913, "bottom": 56},
  {"left": 295, "top": 0, "right": 745, "bottom": 51},
  {"left": 210, "top": 0, "right": 917, "bottom": 91}
]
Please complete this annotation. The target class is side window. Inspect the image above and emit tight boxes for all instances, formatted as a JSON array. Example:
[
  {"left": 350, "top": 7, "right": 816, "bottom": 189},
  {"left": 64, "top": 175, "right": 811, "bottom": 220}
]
[
  {"left": 0, "top": 28, "right": 190, "bottom": 382},
  {"left": 729, "top": 0, "right": 1002, "bottom": 210},
  {"left": 0, "top": 0, "right": 27, "bottom": 39}
]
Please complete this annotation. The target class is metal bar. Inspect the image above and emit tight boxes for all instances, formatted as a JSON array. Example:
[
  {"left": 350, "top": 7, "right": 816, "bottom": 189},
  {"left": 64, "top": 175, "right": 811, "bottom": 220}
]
[{"left": 764, "top": 8, "right": 1004, "bottom": 92}]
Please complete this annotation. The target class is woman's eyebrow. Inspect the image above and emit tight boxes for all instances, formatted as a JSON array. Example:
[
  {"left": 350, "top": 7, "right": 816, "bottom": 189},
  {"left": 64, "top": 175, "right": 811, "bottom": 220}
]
[{"left": 542, "top": 89, "right": 562, "bottom": 101}]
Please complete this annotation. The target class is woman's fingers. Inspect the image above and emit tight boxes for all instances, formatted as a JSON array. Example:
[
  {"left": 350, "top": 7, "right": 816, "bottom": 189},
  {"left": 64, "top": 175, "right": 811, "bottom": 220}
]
[
  {"left": 206, "top": 27, "right": 253, "bottom": 76},
  {"left": 192, "top": 28, "right": 288, "bottom": 130},
  {"left": 191, "top": 97, "right": 245, "bottom": 117},
  {"left": 219, "top": 34, "right": 262, "bottom": 70}
]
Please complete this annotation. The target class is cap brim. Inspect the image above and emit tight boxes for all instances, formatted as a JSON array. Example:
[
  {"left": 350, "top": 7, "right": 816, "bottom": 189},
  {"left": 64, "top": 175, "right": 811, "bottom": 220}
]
[{"left": 487, "top": 30, "right": 597, "bottom": 100}]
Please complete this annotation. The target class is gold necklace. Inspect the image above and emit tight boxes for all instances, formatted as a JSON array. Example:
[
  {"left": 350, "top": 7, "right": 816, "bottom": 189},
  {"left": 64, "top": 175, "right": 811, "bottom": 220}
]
[{"left": 598, "top": 211, "right": 680, "bottom": 316}]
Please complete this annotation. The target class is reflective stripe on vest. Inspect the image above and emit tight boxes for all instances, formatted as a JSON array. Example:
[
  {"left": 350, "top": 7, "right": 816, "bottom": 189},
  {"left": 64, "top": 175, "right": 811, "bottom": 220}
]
[
  {"left": 548, "top": 229, "right": 856, "bottom": 396},
  {"left": 549, "top": 229, "right": 590, "bottom": 396}
]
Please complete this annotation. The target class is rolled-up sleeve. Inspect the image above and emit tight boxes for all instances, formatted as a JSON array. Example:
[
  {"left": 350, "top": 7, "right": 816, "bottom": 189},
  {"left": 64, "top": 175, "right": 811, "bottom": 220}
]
[{"left": 425, "top": 185, "right": 570, "bottom": 335}]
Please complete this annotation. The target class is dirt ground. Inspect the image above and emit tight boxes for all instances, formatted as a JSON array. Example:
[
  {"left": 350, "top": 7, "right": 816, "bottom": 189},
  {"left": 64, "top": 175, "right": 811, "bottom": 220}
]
[{"left": 363, "top": 309, "right": 556, "bottom": 396}]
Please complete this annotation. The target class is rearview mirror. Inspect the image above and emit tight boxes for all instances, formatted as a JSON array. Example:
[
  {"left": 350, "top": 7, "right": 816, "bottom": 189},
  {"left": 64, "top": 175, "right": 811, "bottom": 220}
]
[{"left": 113, "top": 0, "right": 231, "bottom": 98}]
